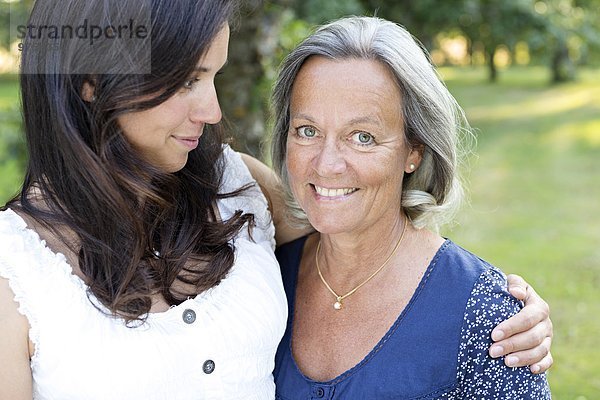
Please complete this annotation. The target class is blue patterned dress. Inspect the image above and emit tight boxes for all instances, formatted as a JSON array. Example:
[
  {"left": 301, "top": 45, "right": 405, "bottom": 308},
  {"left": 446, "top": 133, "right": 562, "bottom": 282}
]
[{"left": 274, "top": 238, "right": 551, "bottom": 399}]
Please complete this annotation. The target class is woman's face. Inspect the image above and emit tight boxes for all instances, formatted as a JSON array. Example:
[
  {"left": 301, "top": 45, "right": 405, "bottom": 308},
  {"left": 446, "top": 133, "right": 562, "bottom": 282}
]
[
  {"left": 117, "top": 24, "right": 230, "bottom": 173},
  {"left": 286, "top": 56, "right": 421, "bottom": 236}
]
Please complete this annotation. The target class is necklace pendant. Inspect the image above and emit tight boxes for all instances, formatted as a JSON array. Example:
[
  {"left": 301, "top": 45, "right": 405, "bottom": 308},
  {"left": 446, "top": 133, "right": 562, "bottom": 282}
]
[{"left": 333, "top": 300, "right": 342, "bottom": 310}]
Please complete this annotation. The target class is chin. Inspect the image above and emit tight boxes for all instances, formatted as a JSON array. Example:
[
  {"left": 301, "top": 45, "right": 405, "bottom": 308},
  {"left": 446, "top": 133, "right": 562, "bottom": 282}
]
[
  {"left": 308, "top": 217, "right": 354, "bottom": 236},
  {"left": 162, "top": 156, "right": 189, "bottom": 173}
]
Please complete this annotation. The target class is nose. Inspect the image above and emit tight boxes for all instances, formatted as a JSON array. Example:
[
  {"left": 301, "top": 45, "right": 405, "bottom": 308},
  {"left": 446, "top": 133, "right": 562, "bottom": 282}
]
[
  {"left": 189, "top": 83, "right": 222, "bottom": 125},
  {"left": 312, "top": 137, "right": 347, "bottom": 177}
]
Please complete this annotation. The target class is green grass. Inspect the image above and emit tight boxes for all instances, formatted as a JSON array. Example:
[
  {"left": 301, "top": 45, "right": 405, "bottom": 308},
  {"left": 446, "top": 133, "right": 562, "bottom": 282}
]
[
  {"left": 0, "top": 74, "right": 23, "bottom": 203},
  {"left": 0, "top": 75, "right": 20, "bottom": 108},
  {"left": 0, "top": 68, "right": 599, "bottom": 397},
  {"left": 440, "top": 66, "right": 600, "bottom": 399}
]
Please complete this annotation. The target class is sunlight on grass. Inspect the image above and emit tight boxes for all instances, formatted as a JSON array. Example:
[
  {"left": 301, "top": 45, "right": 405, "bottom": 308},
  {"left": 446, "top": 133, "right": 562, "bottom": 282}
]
[
  {"left": 466, "top": 85, "right": 599, "bottom": 122},
  {"left": 442, "top": 67, "right": 600, "bottom": 399},
  {"left": 545, "top": 119, "right": 600, "bottom": 147}
]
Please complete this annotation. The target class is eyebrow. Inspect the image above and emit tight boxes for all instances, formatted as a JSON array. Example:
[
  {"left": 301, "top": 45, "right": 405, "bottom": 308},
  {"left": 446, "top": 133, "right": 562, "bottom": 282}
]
[
  {"left": 193, "top": 60, "right": 229, "bottom": 73},
  {"left": 291, "top": 113, "right": 382, "bottom": 127},
  {"left": 347, "top": 115, "right": 382, "bottom": 126},
  {"left": 290, "top": 113, "right": 316, "bottom": 123}
]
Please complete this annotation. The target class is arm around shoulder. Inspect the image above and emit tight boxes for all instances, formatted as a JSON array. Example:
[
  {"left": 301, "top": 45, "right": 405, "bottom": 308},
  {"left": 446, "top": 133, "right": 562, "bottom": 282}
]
[
  {"left": 240, "top": 153, "right": 313, "bottom": 246},
  {"left": 458, "top": 268, "right": 551, "bottom": 399},
  {"left": 0, "top": 277, "right": 33, "bottom": 400}
]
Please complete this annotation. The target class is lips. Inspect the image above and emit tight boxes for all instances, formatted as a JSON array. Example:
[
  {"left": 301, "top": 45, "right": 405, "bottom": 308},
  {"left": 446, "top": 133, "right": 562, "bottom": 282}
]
[
  {"left": 174, "top": 136, "right": 200, "bottom": 150},
  {"left": 313, "top": 184, "right": 358, "bottom": 197}
]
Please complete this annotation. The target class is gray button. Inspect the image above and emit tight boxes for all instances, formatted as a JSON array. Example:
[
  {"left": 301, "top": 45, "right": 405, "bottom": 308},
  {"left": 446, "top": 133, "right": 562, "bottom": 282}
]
[
  {"left": 315, "top": 387, "right": 325, "bottom": 398},
  {"left": 203, "top": 359, "right": 215, "bottom": 374},
  {"left": 182, "top": 309, "right": 196, "bottom": 324}
]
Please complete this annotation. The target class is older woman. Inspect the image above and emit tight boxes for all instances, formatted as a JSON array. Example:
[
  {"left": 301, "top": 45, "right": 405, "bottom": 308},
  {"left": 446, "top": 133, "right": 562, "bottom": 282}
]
[{"left": 270, "top": 17, "right": 551, "bottom": 398}]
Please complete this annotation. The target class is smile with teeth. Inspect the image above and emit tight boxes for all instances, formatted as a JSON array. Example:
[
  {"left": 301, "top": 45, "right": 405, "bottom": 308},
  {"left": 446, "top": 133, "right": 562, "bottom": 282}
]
[{"left": 313, "top": 185, "right": 358, "bottom": 197}]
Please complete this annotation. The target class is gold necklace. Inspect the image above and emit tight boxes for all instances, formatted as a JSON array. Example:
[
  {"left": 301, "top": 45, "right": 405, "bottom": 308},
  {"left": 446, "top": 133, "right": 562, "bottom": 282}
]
[{"left": 315, "top": 217, "right": 408, "bottom": 310}]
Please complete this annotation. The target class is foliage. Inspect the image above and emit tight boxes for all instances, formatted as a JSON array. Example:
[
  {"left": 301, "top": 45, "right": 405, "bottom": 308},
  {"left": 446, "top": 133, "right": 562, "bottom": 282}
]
[
  {"left": 294, "top": 0, "right": 364, "bottom": 24},
  {"left": 0, "top": 0, "right": 31, "bottom": 49},
  {"left": 355, "top": 0, "right": 600, "bottom": 82}
]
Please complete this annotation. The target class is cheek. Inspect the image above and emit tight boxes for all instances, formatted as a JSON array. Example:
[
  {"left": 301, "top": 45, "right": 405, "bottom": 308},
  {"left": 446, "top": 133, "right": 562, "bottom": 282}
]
[
  {"left": 118, "top": 113, "right": 147, "bottom": 148},
  {"left": 286, "top": 142, "right": 302, "bottom": 177},
  {"left": 359, "top": 156, "right": 404, "bottom": 195},
  {"left": 285, "top": 144, "right": 310, "bottom": 195}
]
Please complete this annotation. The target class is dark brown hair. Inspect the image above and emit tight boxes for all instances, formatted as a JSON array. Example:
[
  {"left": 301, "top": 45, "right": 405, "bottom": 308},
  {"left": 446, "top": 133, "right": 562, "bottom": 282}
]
[{"left": 6, "top": 0, "right": 252, "bottom": 322}]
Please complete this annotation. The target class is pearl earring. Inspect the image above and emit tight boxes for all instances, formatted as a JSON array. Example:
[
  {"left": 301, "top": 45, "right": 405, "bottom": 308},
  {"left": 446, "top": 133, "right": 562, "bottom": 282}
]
[{"left": 409, "top": 163, "right": 416, "bottom": 171}]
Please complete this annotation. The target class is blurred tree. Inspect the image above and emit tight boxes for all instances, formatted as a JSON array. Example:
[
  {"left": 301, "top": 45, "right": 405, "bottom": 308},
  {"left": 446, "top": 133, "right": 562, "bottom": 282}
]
[
  {"left": 360, "top": 0, "right": 468, "bottom": 49},
  {"left": 0, "top": 0, "right": 32, "bottom": 50},
  {"left": 217, "top": 0, "right": 366, "bottom": 157},
  {"left": 459, "top": 0, "right": 544, "bottom": 82},
  {"left": 295, "top": 0, "right": 364, "bottom": 24},
  {"left": 358, "top": 0, "right": 544, "bottom": 81},
  {"left": 528, "top": 0, "right": 600, "bottom": 82}
]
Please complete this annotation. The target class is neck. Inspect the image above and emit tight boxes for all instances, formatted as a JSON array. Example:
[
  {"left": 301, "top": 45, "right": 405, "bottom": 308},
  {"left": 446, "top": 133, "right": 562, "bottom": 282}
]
[{"left": 316, "top": 213, "right": 409, "bottom": 285}]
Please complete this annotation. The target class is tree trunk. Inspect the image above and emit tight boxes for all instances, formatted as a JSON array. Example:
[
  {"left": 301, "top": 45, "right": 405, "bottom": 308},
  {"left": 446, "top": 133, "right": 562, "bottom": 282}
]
[
  {"left": 487, "top": 46, "right": 497, "bottom": 82},
  {"left": 216, "top": 0, "right": 294, "bottom": 158},
  {"left": 216, "top": 0, "right": 265, "bottom": 157},
  {"left": 551, "top": 39, "right": 574, "bottom": 83}
]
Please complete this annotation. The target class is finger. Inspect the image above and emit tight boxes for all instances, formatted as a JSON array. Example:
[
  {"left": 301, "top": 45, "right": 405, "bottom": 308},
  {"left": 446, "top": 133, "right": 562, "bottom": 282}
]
[
  {"left": 491, "top": 287, "right": 550, "bottom": 342},
  {"left": 520, "top": 282, "right": 550, "bottom": 319},
  {"left": 492, "top": 305, "right": 543, "bottom": 342},
  {"left": 530, "top": 349, "right": 554, "bottom": 374},
  {"left": 501, "top": 336, "right": 552, "bottom": 369},
  {"left": 506, "top": 274, "right": 528, "bottom": 300},
  {"left": 489, "top": 319, "right": 549, "bottom": 358}
]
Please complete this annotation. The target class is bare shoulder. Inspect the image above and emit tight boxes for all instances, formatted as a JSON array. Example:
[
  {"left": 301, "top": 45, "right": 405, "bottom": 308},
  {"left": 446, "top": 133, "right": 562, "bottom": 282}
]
[
  {"left": 0, "top": 277, "right": 30, "bottom": 339},
  {"left": 0, "top": 278, "right": 33, "bottom": 399}
]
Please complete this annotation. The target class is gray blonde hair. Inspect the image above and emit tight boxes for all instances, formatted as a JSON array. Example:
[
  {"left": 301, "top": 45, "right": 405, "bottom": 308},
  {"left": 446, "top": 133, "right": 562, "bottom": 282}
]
[{"left": 270, "top": 16, "right": 472, "bottom": 230}]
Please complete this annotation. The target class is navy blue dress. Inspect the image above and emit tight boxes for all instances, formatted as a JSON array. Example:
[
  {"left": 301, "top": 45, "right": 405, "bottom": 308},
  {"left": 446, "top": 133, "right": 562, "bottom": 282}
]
[{"left": 274, "top": 237, "right": 550, "bottom": 399}]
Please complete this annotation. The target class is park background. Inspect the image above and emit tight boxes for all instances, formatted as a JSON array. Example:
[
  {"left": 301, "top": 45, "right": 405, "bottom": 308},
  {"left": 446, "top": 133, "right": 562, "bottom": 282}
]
[{"left": 1, "top": 0, "right": 599, "bottom": 398}]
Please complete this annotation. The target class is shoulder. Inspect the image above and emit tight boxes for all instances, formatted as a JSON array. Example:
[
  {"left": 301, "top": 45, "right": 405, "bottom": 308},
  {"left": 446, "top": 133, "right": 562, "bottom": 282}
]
[
  {"left": 0, "top": 277, "right": 33, "bottom": 399},
  {"left": 452, "top": 249, "right": 551, "bottom": 398},
  {"left": 0, "top": 208, "right": 72, "bottom": 331},
  {"left": 216, "top": 146, "right": 276, "bottom": 248},
  {"left": 0, "top": 209, "right": 35, "bottom": 264},
  {"left": 275, "top": 235, "right": 309, "bottom": 270},
  {"left": 438, "top": 241, "right": 515, "bottom": 332},
  {"left": 219, "top": 145, "right": 254, "bottom": 190},
  {"left": 427, "top": 240, "right": 501, "bottom": 303},
  {"left": 236, "top": 150, "right": 314, "bottom": 246}
]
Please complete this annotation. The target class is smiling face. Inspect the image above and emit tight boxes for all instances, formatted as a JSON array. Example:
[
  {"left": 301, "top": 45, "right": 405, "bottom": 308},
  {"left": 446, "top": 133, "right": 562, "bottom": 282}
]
[
  {"left": 117, "top": 24, "right": 230, "bottom": 173},
  {"left": 286, "top": 56, "right": 421, "bottom": 236}
]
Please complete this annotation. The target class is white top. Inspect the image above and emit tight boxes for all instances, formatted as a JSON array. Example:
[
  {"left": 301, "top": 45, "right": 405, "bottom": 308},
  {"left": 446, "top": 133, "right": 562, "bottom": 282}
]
[{"left": 0, "top": 146, "right": 287, "bottom": 400}]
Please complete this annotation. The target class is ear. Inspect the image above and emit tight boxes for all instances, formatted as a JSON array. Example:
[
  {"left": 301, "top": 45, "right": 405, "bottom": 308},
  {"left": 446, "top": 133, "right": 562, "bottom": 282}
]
[
  {"left": 81, "top": 79, "right": 96, "bottom": 103},
  {"left": 404, "top": 144, "right": 424, "bottom": 173}
]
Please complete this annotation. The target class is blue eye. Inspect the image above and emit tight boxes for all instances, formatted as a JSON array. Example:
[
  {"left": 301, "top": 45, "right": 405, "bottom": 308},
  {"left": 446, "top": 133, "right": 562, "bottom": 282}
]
[
  {"left": 297, "top": 126, "right": 317, "bottom": 138},
  {"left": 352, "top": 131, "right": 374, "bottom": 145}
]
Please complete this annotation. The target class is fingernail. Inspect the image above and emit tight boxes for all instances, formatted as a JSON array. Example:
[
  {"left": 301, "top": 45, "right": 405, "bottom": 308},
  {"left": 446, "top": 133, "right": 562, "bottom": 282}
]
[
  {"left": 492, "top": 329, "right": 505, "bottom": 341},
  {"left": 531, "top": 365, "right": 541, "bottom": 374},
  {"left": 490, "top": 345, "right": 503, "bottom": 358},
  {"left": 506, "top": 355, "right": 519, "bottom": 367}
]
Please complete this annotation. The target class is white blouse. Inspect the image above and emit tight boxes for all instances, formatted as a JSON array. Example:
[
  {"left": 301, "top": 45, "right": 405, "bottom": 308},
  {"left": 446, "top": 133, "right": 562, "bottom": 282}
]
[{"left": 0, "top": 146, "right": 287, "bottom": 400}]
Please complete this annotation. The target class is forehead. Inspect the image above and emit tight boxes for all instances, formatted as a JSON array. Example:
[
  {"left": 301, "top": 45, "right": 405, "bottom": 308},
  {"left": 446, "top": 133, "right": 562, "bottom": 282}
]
[
  {"left": 290, "top": 56, "right": 403, "bottom": 124},
  {"left": 198, "top": 24, "right": 230, "bottom": 68}
]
